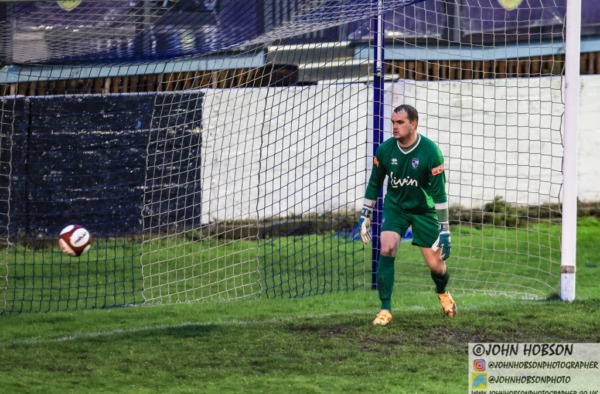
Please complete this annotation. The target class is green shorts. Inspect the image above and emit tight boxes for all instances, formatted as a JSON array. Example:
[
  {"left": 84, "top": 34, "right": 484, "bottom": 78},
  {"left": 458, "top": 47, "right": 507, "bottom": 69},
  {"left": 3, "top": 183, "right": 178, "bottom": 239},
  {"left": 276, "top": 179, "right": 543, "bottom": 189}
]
[{"left": 381, "top": 208, "right": 439, "bottom": 248}]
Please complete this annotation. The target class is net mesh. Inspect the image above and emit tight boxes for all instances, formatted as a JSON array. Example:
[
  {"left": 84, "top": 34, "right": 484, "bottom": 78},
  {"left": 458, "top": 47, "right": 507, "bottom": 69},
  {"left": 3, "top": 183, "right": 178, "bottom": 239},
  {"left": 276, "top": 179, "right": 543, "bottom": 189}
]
[{"left": 0, "top": 0, "right": 567, "bottom": 313}]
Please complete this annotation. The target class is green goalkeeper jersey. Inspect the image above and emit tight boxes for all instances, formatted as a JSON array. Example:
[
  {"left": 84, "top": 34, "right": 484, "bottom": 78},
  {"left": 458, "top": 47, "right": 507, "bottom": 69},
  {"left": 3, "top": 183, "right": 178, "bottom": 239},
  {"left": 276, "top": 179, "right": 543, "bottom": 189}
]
[{"left": 365, "top": 133, "right": 447, "bottom": 214}]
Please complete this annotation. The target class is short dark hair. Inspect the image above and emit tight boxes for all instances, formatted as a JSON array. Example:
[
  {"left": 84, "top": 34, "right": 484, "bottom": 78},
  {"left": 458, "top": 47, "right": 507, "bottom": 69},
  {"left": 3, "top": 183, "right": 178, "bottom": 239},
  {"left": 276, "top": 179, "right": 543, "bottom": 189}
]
[{"left": 393, "top": 104, "right": 419, "bottom": 123}]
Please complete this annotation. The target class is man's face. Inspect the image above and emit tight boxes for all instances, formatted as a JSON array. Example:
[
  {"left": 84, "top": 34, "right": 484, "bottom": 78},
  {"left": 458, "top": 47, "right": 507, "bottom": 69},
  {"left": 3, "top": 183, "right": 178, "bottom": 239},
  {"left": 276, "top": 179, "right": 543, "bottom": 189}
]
[{"left": 391, "top": 110, "right": 416, "bottom": 143}]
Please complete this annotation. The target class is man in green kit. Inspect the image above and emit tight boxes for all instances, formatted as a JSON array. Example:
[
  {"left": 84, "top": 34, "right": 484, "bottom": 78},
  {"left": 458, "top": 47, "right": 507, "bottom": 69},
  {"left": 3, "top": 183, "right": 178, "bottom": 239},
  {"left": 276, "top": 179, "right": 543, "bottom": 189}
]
[{"left": 359, "top": 104, "right": 456, "bottom": 326}]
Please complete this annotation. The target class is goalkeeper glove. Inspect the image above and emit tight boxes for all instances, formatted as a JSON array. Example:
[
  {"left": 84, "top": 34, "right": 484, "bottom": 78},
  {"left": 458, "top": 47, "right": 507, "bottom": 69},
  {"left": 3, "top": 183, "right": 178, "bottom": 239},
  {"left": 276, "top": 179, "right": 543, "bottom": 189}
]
[
  {"left": 432, "top": 222, "right": 451, "bottom": 260},
  {"left": 358, "top": 205, "right": 372, "bottom": 244}
]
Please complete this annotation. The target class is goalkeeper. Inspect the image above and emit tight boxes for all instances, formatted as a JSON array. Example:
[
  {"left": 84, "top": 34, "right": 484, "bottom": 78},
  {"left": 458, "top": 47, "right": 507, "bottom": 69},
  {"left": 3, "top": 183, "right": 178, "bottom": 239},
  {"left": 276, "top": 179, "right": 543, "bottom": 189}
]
[{"left": 359, "top": 104, "right": 456, "bottom": 326}]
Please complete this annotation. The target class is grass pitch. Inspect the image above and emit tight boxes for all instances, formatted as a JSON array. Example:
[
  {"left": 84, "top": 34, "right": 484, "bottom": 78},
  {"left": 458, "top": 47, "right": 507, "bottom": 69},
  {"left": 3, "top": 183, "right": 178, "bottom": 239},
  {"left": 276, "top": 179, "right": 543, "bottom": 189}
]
[
  {"left": 1, "top": 293, "right": 599, "bottom": 393},
  {"left": 0, "top": 218, "right": 599, "bottom": 393}
]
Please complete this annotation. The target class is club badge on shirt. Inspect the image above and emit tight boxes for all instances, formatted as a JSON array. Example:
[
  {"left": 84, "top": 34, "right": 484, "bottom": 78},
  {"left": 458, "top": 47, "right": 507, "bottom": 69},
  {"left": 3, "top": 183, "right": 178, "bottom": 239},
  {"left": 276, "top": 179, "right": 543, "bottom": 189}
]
[{"left": 411, "top": 158, "right": 419, "bottom": 169}]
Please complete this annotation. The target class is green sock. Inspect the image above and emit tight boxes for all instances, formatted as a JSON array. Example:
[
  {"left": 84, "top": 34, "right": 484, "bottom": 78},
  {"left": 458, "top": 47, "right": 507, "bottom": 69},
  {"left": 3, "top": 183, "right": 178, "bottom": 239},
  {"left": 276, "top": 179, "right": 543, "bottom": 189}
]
[
  {"left": 431, "top": 270, "right": 449, "bottom": 294},
  {"left": 376, "top": 255, "right": 396, "bottom": 311}
]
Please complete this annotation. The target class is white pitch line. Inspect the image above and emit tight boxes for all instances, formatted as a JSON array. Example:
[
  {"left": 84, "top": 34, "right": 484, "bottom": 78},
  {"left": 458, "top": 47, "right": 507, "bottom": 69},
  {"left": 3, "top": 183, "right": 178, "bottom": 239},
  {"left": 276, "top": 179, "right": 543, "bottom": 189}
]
[
  {"left": 1, "top": 308, "right": 376, "bottom": 347},
  {"left": 1, "top": 299, "right": 515, "bottom": 347}
]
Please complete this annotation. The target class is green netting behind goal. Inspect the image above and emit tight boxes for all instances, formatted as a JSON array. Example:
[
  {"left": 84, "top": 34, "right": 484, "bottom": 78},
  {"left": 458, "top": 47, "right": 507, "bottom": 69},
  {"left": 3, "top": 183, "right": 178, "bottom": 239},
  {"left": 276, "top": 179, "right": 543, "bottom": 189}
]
[{"left": 1, "top": 0, "right": 566, "bottom": 314}]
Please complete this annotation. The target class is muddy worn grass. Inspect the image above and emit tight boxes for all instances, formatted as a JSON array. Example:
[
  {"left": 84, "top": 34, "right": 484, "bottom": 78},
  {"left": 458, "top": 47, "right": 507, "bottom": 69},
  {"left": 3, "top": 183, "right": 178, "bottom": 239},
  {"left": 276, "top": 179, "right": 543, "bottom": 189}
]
[{"left": 1, "top": 290, "right": 599, "bottom": 394}]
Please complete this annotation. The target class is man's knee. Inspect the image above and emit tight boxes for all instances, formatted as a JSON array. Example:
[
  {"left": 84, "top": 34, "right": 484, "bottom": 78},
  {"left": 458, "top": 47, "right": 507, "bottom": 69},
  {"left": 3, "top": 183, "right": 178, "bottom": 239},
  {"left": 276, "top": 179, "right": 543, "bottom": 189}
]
[
  {"left": 380, "top": 239, "right": 398, "bottom": 256},
  {"left": 380, "top": 245, "right": 396, "bottom": 256},
  {"left": 380, "top": 231, "right": 400, "bottom": 256},
  {"left": 428, "top": 257, "right": 447, "bottom": 275}
]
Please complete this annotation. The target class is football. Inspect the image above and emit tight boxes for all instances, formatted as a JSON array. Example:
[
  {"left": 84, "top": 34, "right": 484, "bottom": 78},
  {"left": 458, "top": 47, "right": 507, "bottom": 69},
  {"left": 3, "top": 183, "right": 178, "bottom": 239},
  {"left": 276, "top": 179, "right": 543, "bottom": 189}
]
[{"left": 58, "top": 225, "right": 92, "bottom": 256}]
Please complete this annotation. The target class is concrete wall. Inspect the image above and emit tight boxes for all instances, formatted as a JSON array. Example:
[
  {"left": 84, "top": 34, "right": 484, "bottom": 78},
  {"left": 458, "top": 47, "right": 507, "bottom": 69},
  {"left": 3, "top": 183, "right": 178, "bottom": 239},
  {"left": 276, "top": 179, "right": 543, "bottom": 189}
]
[{"left": 200, "top": 75, "right": 599, "bottom": 221}]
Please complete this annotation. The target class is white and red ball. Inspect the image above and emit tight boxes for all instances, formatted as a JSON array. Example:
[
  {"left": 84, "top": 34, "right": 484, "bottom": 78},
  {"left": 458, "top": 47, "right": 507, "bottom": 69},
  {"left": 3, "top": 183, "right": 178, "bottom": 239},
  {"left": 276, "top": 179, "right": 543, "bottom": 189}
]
[{"left": 58, "top": 225, "right": 92, "bottom": 256}]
